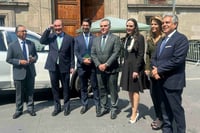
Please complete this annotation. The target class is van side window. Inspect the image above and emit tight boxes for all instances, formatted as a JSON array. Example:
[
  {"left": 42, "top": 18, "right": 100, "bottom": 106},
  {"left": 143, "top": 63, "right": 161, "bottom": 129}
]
[
  {"left": 6, "top": 31, "right": 17, "bottom": 46},
  {"left": 0, "top": 31, "right": 6, "bottom": 51}
]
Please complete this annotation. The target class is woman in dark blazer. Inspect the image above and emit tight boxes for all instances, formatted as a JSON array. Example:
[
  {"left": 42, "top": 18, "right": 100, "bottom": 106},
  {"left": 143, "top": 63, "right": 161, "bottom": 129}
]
[{"left": 120, "top": 18, "right": 145, "bottom": 124}]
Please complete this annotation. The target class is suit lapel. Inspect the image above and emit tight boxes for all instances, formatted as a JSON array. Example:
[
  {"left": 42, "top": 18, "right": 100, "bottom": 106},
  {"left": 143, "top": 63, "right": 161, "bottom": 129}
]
[
  {"left": 96, "top": 37, "right": 102, "bottom": 52},
  {"left": 16, "top": 41, "right": 24, "bottom": 57}
]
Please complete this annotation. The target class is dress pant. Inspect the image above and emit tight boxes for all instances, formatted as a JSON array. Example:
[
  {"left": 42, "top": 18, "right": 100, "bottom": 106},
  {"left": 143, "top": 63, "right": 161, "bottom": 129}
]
[
  {"left": 14, "top": 67, "right": 35, "bottom": 113},
  {"left": 49, "top": 65, "right": 70, "bottom": 111},
  {"left": 160, "top": 85, "right": 186, "bottom": 133},
  {"left": 79, "top": 69, "right": 100, "bottom": 107},
  {"left": 96, "top": 72, "right": 119, "bottom": 112}
]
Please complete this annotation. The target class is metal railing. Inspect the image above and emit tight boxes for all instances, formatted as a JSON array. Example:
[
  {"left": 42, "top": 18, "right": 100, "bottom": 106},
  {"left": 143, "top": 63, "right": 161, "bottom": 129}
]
[{"left": 186, "top": 40, "right": 200, "bottom": 65}]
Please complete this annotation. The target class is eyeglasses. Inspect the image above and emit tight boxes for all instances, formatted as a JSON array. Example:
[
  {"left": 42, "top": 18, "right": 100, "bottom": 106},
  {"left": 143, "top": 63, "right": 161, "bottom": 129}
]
[{"left": 18, "top": 30, "right": 27, "bottom": 33}]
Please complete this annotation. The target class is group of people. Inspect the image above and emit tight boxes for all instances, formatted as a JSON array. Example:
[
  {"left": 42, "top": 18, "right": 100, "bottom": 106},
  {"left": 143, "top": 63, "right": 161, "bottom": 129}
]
[{"left": 6, "top": 12, "right": 189, "bottom": 133}]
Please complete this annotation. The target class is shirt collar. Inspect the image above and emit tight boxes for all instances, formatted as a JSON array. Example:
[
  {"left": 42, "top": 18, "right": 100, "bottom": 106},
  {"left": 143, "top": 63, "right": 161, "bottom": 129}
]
[
  {"left": 167, "top": 30, "right": 176, "bottom": 38},
  {"left": 18, "top": 38, "right": 25, "bottom": 44},
  {"left": 83, "top": 32, "right": 90, "bottom": 37},
  {"left": 57, "top": 32, "right": 64, "bottom": 37}
]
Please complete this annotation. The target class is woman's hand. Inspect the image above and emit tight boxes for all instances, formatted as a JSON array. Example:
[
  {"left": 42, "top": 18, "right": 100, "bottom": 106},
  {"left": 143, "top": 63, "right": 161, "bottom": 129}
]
[{"left": 132, "top": 72, "right": 139, "bottom": 79}]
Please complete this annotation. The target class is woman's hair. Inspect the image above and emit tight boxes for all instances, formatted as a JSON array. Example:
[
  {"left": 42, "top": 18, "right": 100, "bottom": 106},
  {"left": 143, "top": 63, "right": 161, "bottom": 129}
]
[
  {"left": 150, "top": 16, "right": 162, "bottom": 32},
  {"left": 125, "top": 18, "right": 139, "bottom": 40},
  {"left": 149, "top": 16, "right": 163, "bottom": 39}
]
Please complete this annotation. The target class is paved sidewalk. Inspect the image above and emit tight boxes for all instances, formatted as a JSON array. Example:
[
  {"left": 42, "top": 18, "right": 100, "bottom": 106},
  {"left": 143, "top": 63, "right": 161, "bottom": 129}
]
[{"left": 0, "top": 62, "right": 199, "bottom": 133}]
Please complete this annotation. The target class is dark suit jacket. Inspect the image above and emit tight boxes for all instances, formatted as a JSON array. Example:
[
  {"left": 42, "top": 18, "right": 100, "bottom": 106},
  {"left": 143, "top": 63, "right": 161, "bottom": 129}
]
[
  {"left": 40, "top": 29, "right": 75, "bottom": 73},
  {"left": 151, "top": 31, "right": 189, "bottom": 90},
  {"left": 6, "top": 40, "right": 38, "bottom": 80},
  {"left": 74, "top": 33, "right": 95, "bottom": 67},
  {"left": 91, "top": 33, "right": 121, "bottom": 74}
]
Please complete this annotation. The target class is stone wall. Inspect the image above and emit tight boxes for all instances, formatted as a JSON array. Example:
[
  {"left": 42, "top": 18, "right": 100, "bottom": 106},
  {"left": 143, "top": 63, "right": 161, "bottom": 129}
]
[
  {"left": 0, "top": 0, "right": 52, "bottom": 34},
  {"left": 105, "top": 0, "right": 200, "bottom": 39}
]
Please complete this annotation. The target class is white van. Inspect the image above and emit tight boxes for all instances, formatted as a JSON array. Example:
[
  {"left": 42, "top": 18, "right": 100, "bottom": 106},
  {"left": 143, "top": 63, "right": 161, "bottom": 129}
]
[{"left": 0, "top": 27, "right": 80, "bottom": 96}]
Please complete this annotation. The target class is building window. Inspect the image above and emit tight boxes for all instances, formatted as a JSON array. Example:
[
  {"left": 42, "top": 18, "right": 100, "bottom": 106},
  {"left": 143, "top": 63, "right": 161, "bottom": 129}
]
[
  {"left": 0, "top": 16, "right": 5, "bottom": 26},
  {"left": 145, "top": 0, "right": 172, "bottom": 4},
  {"left": 149, "top": 0, "right": 166, "bottom": 4}
]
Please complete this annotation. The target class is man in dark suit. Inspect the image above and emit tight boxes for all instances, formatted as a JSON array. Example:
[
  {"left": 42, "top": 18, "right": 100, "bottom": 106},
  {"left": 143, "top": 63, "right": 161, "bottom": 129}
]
[
  {"left": 151, "top": 13, "right": 189, "bottom": 133},
  {"left": 40, "top": 19, "right": 75, "bottom": 116},
  {"left": 91, "top": 19, "right": 121, "bottom": 119},
  {"left": 6, "top": 25, "right": 38, "bottom": 119},
  {"left": 74, "top": 18, "right": 100, "bottom": 116}
]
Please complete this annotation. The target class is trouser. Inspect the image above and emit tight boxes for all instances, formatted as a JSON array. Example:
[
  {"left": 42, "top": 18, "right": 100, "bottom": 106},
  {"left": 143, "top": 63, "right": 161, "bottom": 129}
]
[{"left": 96, "top": 72, "right": 119, "bottom": 112}]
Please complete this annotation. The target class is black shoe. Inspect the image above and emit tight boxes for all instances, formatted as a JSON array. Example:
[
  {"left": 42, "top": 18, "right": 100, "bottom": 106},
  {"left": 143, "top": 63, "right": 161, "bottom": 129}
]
[
  {"left": 110, "top": 111, "right": 117, "bottom": 119},
  {"left": 51, "top": 109, "right": 61, "bottom": 116},
  {"left": 80, "top": 106, "right": 88, "bottom": 114},
  {"left": 97, "top": 108, "right": 110, "bottom": 117},
  {"left": 96, "top": 106, "right": 101, "bottom": 117},
  {"left": 64, "top": 108, "right": 70, "bottom": 116},
  {"left": 28, "top": 110, "right": 36, "bottom": 116},
  {"left": 13, "top": 112, "right": 23, "bottom": 119}
]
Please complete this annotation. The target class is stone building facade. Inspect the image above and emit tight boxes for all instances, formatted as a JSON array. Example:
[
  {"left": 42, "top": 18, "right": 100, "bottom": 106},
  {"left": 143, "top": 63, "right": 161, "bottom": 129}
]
[
  {"left": 0, "top": 0, "right": 52, "bottom": 34},
  {"left": 105, "top": 0, "right": 200, "bottom": 39},
  {"left": 0, "top": 0, "right": 199, "bottom": 39}
]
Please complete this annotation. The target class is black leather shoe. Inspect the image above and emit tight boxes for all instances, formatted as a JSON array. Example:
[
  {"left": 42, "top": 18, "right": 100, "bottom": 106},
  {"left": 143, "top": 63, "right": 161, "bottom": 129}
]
[
  {"left": 80, "top": 106, "right": 88, "bottom": 114},
  {"left": 51, "top": 109, "right": 61, "bottom": 116},
  {"left": 97, "top": 108, "right": 110, "bottom": 117},
  {"left": 110, "top": 111, "right": 117, "bottom": 119},
  {"left": 96, "top": 106, "right": 101, "bottom": 117},
  {"left": 28, "top": 110, "right": 36, "bottom": 116},
  {"left": 64, "top": 108, "right": 70, "bottom": 116},
  {"left": 13, "top": 112, "right": 23, "bottom": 119}
]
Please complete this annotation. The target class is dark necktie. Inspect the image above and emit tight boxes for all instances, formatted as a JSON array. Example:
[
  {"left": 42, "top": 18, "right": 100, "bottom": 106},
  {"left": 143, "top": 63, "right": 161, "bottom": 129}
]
[
  {"left": 101, "top": 35, "right": 106, "bottom": 51},
  {"left": 22, "top": 41, "right": 27, "bottom": 60}
]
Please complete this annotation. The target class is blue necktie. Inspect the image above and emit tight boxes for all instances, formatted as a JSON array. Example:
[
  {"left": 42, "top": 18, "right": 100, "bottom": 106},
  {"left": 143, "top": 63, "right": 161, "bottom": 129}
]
[
  {"left": 85, "top": 34, "right": 89, "bottom": 49},
  {"left": 22, "top": 41, "right": 27, "bottom": 60},
  {"left": 159, "top": 37, "right": 168, "bottom": 55}
]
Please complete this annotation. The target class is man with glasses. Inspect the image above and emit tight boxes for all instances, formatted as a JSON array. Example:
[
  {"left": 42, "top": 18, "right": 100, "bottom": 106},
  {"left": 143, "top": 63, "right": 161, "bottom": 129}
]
[{"left": 6, "top": 25, "right": 38, "bottom": 119}]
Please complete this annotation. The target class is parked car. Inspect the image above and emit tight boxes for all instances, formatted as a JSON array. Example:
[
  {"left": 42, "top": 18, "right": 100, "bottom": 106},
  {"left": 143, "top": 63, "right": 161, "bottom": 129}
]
[{"left": 0, "top": 26, "right": 82, "bottom": 96}]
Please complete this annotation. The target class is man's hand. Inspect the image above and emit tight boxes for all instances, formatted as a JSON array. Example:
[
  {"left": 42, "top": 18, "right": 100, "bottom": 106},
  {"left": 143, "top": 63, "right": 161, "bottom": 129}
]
[
  {"left": 29, "top": 56, "right": 36, "bottom": 63},
  {"left": 98, "top": 64, "right": 107, "bottom": 72},
  {"left": 152, "top": 66, "right": 161, "bottom": 80},
  {"left": 19, "top": 60, "right": 29, "bottom": 65},
  {"left": 49, "top": 24, "right": 54, "bottom": 29},
  {"left": 154, "top": 74, "right": 161, "bottom": 80}
]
